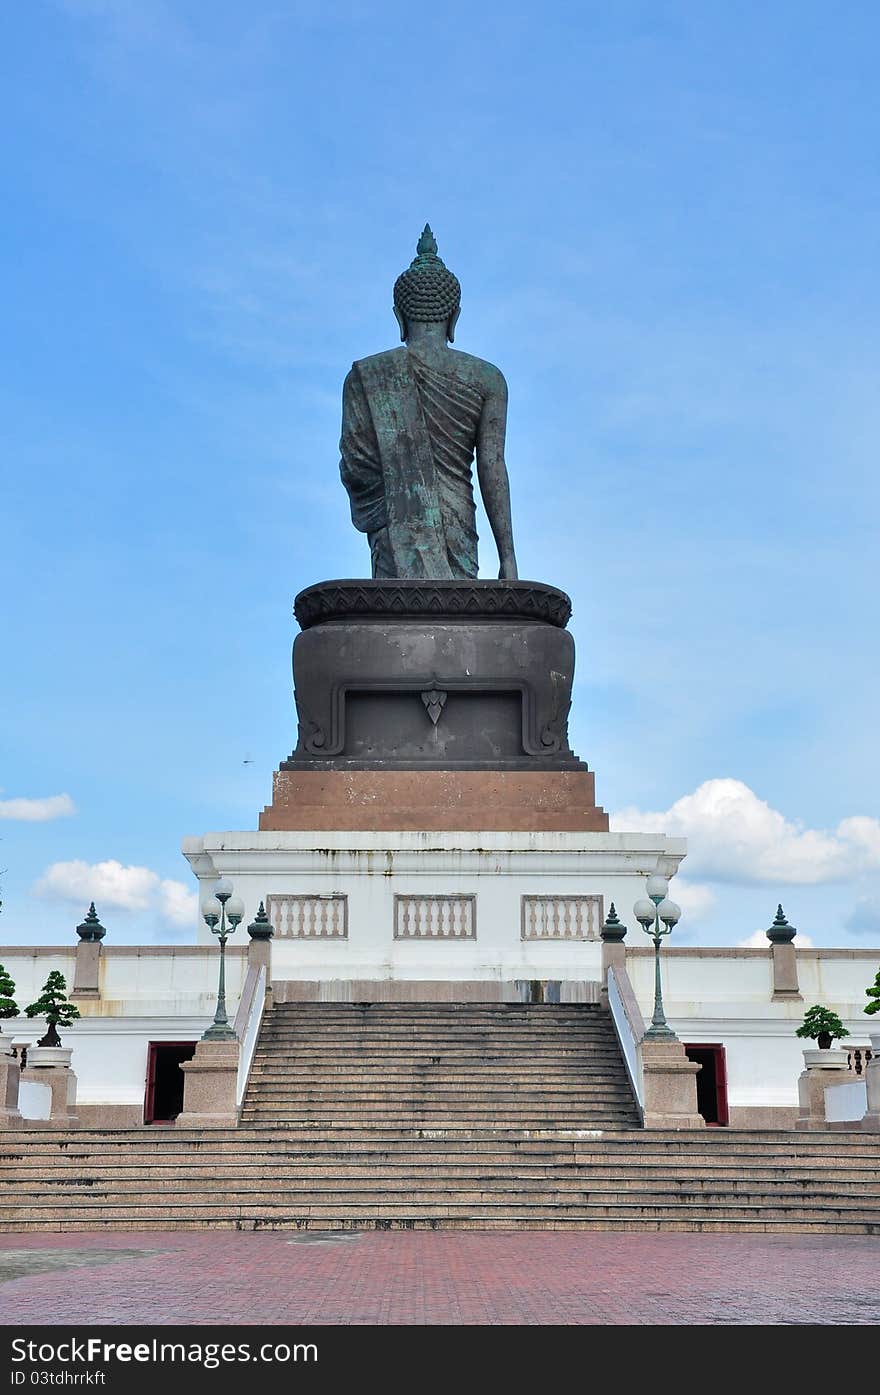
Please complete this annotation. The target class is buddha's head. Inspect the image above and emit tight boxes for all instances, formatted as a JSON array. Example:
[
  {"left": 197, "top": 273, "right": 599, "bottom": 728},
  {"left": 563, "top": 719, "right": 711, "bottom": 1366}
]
[{"left": 393, "top": 225, "right": 461, "bottom": 343}]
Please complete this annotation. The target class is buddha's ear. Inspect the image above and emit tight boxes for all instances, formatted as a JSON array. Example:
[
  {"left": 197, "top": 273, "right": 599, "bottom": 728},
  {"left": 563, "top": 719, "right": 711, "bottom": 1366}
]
[
  {"left": 393, "top": 306, "right": 407, "bottom": 342},
  {"left": 447, "top": 306, "right": 460, "bottom": 343}
]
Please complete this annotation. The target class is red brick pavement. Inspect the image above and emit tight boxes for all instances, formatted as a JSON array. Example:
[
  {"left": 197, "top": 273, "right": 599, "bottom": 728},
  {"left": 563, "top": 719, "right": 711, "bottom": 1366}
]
[{"left": 0, "top": 1231, "right": 878, "bottom": 1326}]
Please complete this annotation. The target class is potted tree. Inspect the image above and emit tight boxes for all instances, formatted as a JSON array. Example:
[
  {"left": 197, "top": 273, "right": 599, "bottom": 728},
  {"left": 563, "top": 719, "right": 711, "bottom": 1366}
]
[
  {"left": 864, "top": 968, "right": 880, "bottom": 1063},
  {"left": 796, "top": 1004, "right": 850, "bottom": 1050},
  {"left": 0, "top": 964, "right": 18, "bottom": 1035},
  {"left": 25, "top": 971, "right": 80, "bottom": 1064}
]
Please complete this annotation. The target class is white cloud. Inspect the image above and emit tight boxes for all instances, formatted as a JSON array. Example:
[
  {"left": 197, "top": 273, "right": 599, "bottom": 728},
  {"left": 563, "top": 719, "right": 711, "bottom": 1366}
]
[
  {"left": 35, "top": 859, "right": 159, "bottom": 910},
  {"left": 34, "top": 860, "right": 197, "bottom": 929},
  {"left": 612, "top": 779, "right": 880, "bottom": 884},
  {"left": 737, "top": 929, "right": 814, "bottom": 949},
  {"left": 845, "top": 897, "right": 880, "bottom": 937},
  {"left": 0, "top": 793, "right": 76, "bottom": 822},
  {"left": 158, "top": 879, "right": 199, "bottom": 927},
  {"left": 670, "top": 879, "right": 716, "bottom": 922}
]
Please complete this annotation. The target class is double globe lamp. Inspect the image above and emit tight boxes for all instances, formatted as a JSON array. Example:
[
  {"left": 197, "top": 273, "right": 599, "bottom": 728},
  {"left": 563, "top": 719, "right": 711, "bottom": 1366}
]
[
  {"left": 200, "top": 877, "right": 244, "bottom": 1042},
  {"left": 633, "top": 874, "right": 681, "bottom": 1041}
]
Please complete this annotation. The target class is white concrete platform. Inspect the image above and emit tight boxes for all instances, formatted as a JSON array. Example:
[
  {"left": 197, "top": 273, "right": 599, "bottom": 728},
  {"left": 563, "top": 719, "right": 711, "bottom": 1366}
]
[{"left": 181, "top": 829, "right": 687, "bottom": 985}]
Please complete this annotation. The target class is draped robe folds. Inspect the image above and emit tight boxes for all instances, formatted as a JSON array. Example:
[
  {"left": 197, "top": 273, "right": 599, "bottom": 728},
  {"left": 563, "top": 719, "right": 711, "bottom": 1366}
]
[{"left": 339, "top": 347, "right": 483, "bottom": 579}]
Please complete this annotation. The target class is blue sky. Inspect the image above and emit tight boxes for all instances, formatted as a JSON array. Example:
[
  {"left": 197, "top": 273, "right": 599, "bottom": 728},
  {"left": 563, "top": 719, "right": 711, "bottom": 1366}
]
[{"left": 2, "top": 0, "right": 879, "bottom": 948}]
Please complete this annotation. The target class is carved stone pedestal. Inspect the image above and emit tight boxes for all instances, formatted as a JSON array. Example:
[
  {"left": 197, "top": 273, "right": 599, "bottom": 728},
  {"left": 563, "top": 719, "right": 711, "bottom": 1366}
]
[
  {"left": 795, "top": 1048, "right": 851, "bottom": 1131},
  {"left": 21, "top": 1048, "right": 78, "bottom": 1126},
  {"left": 258, "top": 580, "right": 609, "bottom": 835},
  {"left": 176, "top": 1039, "right": 239, "bottom": 1128},
  {"left": 641, "top": 1039, "right": 705, "bottom": 1129}
]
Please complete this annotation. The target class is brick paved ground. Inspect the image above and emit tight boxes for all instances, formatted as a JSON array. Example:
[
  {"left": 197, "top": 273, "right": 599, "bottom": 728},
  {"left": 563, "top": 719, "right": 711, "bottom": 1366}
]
[{"left": 0, "top": 1231, "right": 878, "bottom": 1325}]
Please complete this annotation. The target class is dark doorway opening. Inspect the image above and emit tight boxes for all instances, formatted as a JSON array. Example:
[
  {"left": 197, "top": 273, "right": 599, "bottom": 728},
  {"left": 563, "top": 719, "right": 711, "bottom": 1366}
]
[
  {"left": 684, "top": 1043, "right": 729, "bottom": 1126},
  {"left": 144, "top": 1041, "right": 197, "bottom": 1125}
]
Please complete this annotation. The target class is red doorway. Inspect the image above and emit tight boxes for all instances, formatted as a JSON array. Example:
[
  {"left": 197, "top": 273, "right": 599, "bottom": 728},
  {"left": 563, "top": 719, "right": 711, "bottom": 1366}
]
[
  {"left": 144, "top": 1041, "right": 197, "bottom": 1125},
  {"left": 684, "top": 1043, "right": 729, "bottom": 1126}
]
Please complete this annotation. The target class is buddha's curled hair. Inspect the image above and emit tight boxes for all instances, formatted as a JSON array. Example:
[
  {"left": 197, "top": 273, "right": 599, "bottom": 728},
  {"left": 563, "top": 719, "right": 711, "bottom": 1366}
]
[{"left": 393, "top": 225, "right": 461, "bottom": 324}]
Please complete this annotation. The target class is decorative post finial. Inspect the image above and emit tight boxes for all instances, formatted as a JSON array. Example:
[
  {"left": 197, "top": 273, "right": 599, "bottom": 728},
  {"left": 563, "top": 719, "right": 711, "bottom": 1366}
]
[
  {"left": 767, "top": 903, "right": 796, "bottom": 943},
  {"left": 600, "top": 902, "right": 627, "bottom": 942},
  {"left": 247, "top": 901, "right": 274, "bottom": 941},
  {"left": 75, "top": 903, "right": 106, "bottom": 942}
]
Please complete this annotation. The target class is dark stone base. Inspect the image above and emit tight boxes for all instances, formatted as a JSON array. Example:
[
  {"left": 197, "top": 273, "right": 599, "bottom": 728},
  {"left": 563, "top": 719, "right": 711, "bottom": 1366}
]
[{"left": 284, "top": 579, "right": 589, "bottom": 772}]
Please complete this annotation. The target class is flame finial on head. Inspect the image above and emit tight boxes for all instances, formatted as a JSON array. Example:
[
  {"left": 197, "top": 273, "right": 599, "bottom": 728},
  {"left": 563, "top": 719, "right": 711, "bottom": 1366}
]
[{"left": 416, "top": 224, "right": 438, "bottom": 257}]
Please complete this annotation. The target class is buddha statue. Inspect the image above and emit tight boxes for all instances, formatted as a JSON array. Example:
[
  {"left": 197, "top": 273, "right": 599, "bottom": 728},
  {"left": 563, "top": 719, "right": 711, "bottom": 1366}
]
[{"left": 339, "top": 226, "right": 518, "bottom": 581}]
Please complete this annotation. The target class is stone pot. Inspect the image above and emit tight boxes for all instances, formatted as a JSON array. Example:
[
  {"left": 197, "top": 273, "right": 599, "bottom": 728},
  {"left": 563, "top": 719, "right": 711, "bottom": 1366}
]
[
  {"left": 802, "top": 1047, "right": 850, "bottom": 1070},
  {"left": 26, "top": 1046, "right": 73, "bottom": 1069}
]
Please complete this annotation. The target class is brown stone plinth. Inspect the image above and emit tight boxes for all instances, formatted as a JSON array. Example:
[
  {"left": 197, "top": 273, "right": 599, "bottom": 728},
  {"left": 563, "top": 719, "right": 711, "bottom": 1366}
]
[
  {"left": 641, "top": 1039, "right": 705, "bottom": 1130},
  {"left": 177, "top": 1039, "right": 239, "bottom": 1129},
  {"left": 0, "top": 1053, "right": 23, "bottom": 1128},
  {"left": 259, "top": 769, "right": 609, "bottom": 833}
]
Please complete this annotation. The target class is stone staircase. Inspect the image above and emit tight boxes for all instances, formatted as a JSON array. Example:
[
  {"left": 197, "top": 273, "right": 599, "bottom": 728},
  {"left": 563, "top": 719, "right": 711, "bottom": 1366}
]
[
  {"left": 241, "top": 1003, "right": 641, "bottom": 1130},
  {"left": 0, "top": 1002, "right": 877, "bottom": 1233}
]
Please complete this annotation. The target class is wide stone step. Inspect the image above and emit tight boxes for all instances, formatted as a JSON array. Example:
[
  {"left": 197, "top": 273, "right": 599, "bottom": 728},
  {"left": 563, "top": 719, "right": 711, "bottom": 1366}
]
[
  {"left": 249, "top": 1062, "right": 627, "bottom": 1073},
  {"left": 260, "top": 1048, "right": 622, "bottom": 1055},
  {"left": 261, "top": 1023, "right": 611, "bottom": 1033},
  {"left": 2, "top": 1217, "right": 875, "bottom": 1235},
  {"left": 10, "top": 1175, "right": 880, "bottom": 1204},
  {"left": 254, "top": 1055, "right": 622, "bottom": 1067},
  {"left": 240, "top": 1104, "right": 637, "bottom": 1115},
  {"left": 2, "top": 1198, "right": 878, "bottom": 1227},
  {"left": 257, "top": 1024, "right": 616, "bottom": 1034},
  {"left": 254, "top": 1039, "right": 621, "bottom": 1048},
  {"left": 264, "top": 1008, "right": 607, "bottom": 1019},
  {"left": 4, "top": 1132, "right": 876, "bottom": 1156},
  {"left": 237, "top": 1117, "right": 641, "bottom": 1128},
  {"left": 247, "top": 1073, "right": 629, "bottom": 1087},
  {"left": 251, "top": 1047, "right": 624, "bottom": 1057},
  {"left": 244, "top": 1086, "right": 635, "bottom": 1100},
  {"left": 3, "top": 1129, "right": 875, "bottom": 1153},
  {"left": 242, "top": 1094, "right": 636, "bottom": 1106},
  {"left": 4, "top": 1144, "right": 876, "bottom": 1168},
  {"left": 4, "top": 1149, "right": 877, "bottom": 1172},
  {"left": 8, "top": 1157, "right": 879, "bottom": 1180}
]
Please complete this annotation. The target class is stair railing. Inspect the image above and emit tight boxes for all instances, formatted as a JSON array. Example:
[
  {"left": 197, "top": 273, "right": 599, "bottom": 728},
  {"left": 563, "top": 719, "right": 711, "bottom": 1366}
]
[
  {"left": 607, "top": 964, "right": 646, "bottom": 1111},
  {"left": 234, "top": 963, "right": 267, "bottom": 1109}
]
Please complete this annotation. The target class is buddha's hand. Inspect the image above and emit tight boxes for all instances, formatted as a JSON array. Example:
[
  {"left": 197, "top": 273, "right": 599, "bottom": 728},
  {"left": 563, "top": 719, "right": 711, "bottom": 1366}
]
[{"left": 498, "top": 555, "right": 519, "bottom": 581}]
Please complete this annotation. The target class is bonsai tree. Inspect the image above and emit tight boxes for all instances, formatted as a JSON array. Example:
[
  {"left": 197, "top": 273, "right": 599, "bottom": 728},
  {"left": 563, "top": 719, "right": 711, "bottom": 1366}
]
[
  {"left": 796, "top": 1004, "right": 850, "bottom": 1050},
  {"left": 864, "top": 968, "right": 880, "bottom": 1017},
  {"left": 0, "top": 963, "right": 17, "bottom": 1030},
  {"left": 24, "top": 971, "right": 80, "bottom": 1047}
]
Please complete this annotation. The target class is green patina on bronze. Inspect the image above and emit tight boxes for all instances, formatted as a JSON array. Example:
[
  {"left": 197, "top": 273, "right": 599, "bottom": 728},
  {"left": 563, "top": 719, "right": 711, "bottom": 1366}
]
[{"left": 339, "top": 226, "right": 518, "bottom": 581}]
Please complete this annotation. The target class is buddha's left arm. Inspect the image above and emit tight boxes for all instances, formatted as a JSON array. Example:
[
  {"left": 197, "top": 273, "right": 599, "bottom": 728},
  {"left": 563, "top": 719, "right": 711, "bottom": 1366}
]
[{"left": 476, "top": 372, "right": 518, "bottom": 580}]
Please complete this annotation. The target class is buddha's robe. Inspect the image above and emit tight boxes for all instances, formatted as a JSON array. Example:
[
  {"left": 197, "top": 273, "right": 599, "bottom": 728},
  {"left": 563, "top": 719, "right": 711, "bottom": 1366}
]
[{"left": 339, "top": 347, "right": 483, "bottom": 579}]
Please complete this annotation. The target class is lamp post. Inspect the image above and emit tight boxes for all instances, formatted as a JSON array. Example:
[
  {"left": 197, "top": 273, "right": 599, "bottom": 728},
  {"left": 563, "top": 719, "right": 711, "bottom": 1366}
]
[
  {"left": 633, "top": 874, "right": 681, "bottom": 1041},
  {"left": 201, "top": 877, "right": 244, "bottom": 1041}
]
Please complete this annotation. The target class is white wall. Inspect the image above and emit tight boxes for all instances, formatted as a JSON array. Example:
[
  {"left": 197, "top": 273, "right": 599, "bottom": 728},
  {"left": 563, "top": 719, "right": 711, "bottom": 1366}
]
[
  {"left": 0, "top": 947, "right": 247, "bottom": 1023},
  {"left": 182, "top": 829, "right": 687, "bottom": 983},
  {"left": 627, "top": 947, "right": 878, "bottom": 1109},
  {"left": 0, "top": 949, "right": 78, "bottom": 1008},
  {"left": 7, "top": 1018, "right": 208, "bottom": 1109}
]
